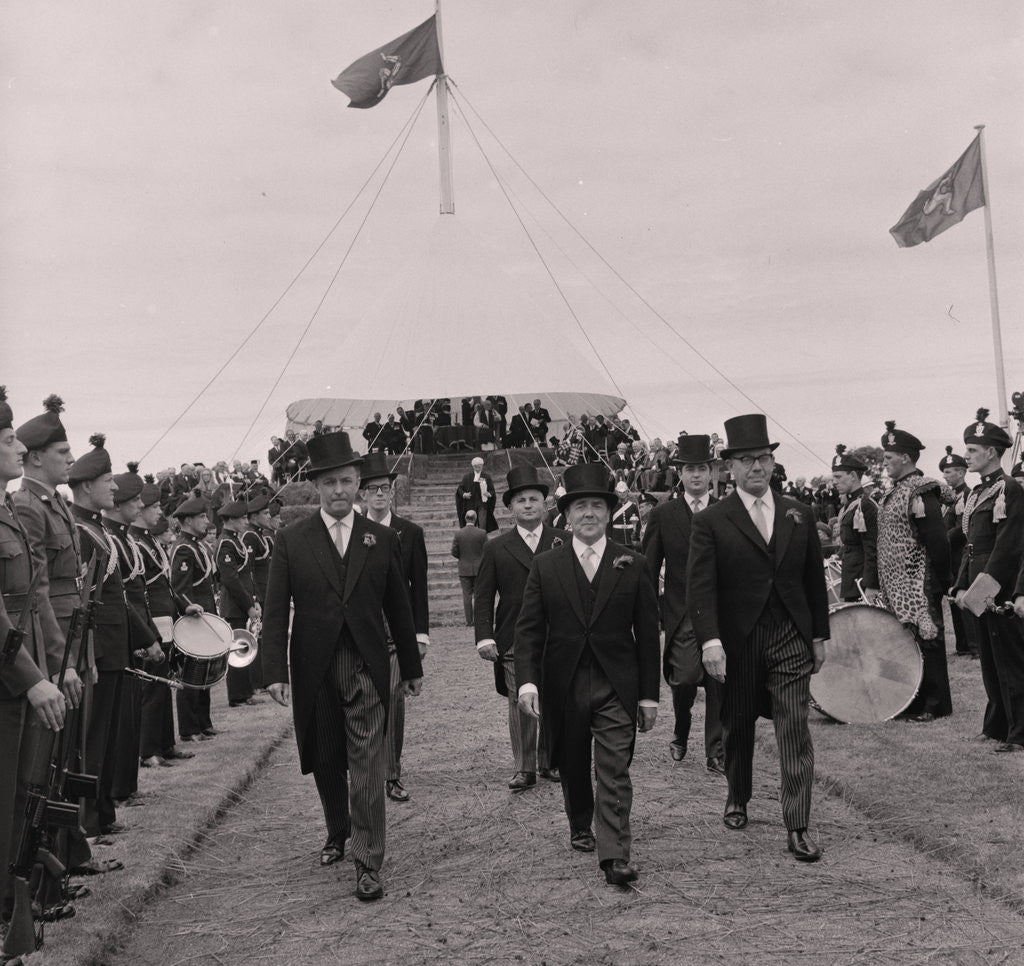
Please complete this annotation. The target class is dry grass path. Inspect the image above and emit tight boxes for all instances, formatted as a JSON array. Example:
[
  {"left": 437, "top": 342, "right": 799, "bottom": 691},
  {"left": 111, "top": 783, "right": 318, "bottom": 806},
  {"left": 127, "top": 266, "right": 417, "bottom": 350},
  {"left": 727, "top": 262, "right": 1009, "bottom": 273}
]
[{"left": 94, "top": 628, "right": 1024, "bottom": 966}]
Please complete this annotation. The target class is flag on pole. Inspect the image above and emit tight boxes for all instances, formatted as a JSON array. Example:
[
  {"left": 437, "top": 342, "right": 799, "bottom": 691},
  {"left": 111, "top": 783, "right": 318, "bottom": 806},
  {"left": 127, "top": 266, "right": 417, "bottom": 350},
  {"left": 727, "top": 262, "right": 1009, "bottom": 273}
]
[
  {"left": 889, "top": 136, "right": 985, "bottom": 248},
  {"left": 331, "top": 15, "right": 442, "bottom": 109}
]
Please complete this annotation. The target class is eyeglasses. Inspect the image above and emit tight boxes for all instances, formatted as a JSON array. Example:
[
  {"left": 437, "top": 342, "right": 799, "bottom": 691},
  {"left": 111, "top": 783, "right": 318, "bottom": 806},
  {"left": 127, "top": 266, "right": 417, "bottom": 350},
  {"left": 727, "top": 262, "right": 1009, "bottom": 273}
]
[
  {"left": 365, "top": 483, "right": 391, "bottom": 494},
  {"left": 733, "top": 454, "right": 775, "bottom": 469}
]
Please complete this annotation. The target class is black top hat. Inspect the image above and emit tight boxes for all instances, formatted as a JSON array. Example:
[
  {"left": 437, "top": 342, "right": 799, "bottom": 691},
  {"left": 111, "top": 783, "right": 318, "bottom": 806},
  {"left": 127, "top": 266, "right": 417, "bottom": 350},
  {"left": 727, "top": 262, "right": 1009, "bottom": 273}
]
[
  {"left": 557, "top": 462, "right": 615, "bottom": 514},
  {"left": 962, "top": 408, "right": 1012, "bottom": 452},
  {"left": 720, "top": 414, "right": 779, "bottom": 459},
  {"left": 880, "top": 420, "right": 924, "bottom": 458},
  {"left": 503, "top": 464, "right": 550, "bottom": 507},
  {"left": 671, "top": 434, "right": 713, "bottom": 465},
  {"left": 306, "top": 431, "right": 363, "bottom": 478},
  {"left": 939, "top": 445, "right": 968, "bottom": 471},
  {"left": 831, "top": 444, "right": 867, "bottom": 474},
  {"left": 360, "top": 451, "right": 398, "bottom": 486}
]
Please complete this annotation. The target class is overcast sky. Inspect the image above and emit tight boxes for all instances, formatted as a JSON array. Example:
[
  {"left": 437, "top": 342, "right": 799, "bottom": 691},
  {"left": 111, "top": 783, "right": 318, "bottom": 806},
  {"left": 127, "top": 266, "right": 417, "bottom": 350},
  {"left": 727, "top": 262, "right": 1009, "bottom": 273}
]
[{"left": 3, "top": 0, "right": 1021, "bottom": 480}]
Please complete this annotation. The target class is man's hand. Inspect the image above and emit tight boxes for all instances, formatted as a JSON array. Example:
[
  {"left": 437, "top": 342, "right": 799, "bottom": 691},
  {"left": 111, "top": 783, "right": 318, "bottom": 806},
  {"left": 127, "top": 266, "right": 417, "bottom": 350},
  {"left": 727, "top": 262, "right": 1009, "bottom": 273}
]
[
  {"left": 401, "top": 677, "right": 423, "bottom": 697},
  {"left": 145, "top": 641, "right": 165, "bottom": 663},
  {"left": 1014, "top": 596, "right": 1024, "bottom": 620},
  {"left": 26, "top": 679, "right": 66, "bottom": 731},
  {"left": 953, "top": 590, "right": 968, "bottom": 610},
  {"left": 518, "top": 691, "right": 540, "bottom": 718},
  {"left": 184, "top": 604, "right": 204, "bottom": 616},
  {"left": 477, "top": 642, "right": 499, "bottom": 662},
  {"left": 247, "top": 604, "right": 261, "bottom": 620},
  {"left": 862, "top": 588, "right": 879, "bottom": 605},
  {"left": 702, "top": 644, "right": 726, "bottom": 684},
  {"left": 638, "top": 705, "right": 658, "bottom": 732},
  {"left": 811, "top": 640, "right": 827, "bottom": 674},
  {"left": 268, "top": 682, "right": 290, "bottom": 707},
  {"left": 54, "top": 667, "right": 84, "bottom": 709}
]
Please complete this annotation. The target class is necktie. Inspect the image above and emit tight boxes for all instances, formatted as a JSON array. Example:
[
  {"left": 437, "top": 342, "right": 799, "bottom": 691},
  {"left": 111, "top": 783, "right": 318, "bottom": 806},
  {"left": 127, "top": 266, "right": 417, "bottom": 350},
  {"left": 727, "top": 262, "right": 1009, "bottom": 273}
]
[
  {"left": 581, "top": 546, "right": 598, "bottom": 582},
  {"left": 524, "top": 530, "right": 538, "bottom": 552},
  {"left": 334, "top": 520, "right": 348, "bottom": 557},
  {"left": 692, "top": 498, "right": 703, "bottom": 514},
  {"left": 752, "top": 498, "right": 770, "bottom": 543}
]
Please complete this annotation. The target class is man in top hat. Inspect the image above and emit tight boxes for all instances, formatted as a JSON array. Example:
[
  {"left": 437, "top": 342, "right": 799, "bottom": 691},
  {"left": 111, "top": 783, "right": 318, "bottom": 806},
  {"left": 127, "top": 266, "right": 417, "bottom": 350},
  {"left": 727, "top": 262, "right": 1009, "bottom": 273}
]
[
  {"left": 216, "top": 500, "right": 261, "bottom": 708},
  {"left": 515, "top": 461, "right": 660, "bottom": 885},
  {"left": 830, "top": 445, "right": 878, "bottom": 603},
  {"left": 607, "top": 481, "right": 641, "bottom": 550},
  {"left": 263, "top": 431, "right": 422, "bottom": 901},
  {"left": 642, "top": 434, "right": 724, "bottom": 773},
  {"left": 359, "top": 451, "right": 430, "bottom": 805},
  {"left": 456, "top": 457, "right": 498, "bottom": 533},
  {"left": 875, "top": 421, "right": 953, "bottom": 723},
  {"left": 169, "top": 495, "right": 218, "bottom": 742},
  {"left": 939, "top": 446, "right": 977, "bottom": 658},
  {"left": 953, "top": 410, "right": 1024, "bottom": 752},
  {"left": 475, "top": 465, "right": 563, "bottom": 791},
  {"left": 687, "top": 414, "right": 830, "bottom": 862}
]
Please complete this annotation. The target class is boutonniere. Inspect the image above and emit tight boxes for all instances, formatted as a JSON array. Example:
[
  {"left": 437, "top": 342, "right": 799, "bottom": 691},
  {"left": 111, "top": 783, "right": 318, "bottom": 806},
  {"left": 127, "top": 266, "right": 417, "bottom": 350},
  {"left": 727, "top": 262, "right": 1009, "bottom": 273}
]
[
  {"left": 785, "top": 508, "right": 803, "bottom": 523},
  {"left": 551, "top": 537, "right": 564, "bottom": 549},
  {"left": 363, "top": 533, "right": 376, "bottom": 548},
  {"left": 612, "top": 554, "right": 633, "bottom": 570}
]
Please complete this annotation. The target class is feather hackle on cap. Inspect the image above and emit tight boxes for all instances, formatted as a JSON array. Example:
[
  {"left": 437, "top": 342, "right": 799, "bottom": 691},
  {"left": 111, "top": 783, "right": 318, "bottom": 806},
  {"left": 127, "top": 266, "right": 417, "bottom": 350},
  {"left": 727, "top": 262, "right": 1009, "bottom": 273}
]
[
  {"left": 126, "top": 461, "right": 139, "bottom": 474},
  {"left": 43, "top": 394, "right": 64, "bottom": 414},
  {"left": 975, "top": 408, "right": 990, "bottom": 422},
  {"left": 88, "top": 432, "right": 106, "bottom": 449},
  {"left": 945, "top": 445, "right": 953, "bottom": 455},
  {"left": 835, "top": 443, "right": 846, "bottom": 455},
  {"left": 0, "top": 386, "right": 7, "bottom": 402},
  {"left": 884, "top": 420, "right": 896, "bottom": 432},
  {"left": 144, "top": 473, "right": 154, "bottom": 484}
]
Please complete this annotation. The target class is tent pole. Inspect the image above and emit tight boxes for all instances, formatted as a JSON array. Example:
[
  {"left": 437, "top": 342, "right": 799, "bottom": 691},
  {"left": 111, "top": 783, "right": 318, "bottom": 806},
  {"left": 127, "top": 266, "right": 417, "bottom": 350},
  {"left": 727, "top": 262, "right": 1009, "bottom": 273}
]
[{"left": 435, "top": 1, "right": 454, "bottom": 215}]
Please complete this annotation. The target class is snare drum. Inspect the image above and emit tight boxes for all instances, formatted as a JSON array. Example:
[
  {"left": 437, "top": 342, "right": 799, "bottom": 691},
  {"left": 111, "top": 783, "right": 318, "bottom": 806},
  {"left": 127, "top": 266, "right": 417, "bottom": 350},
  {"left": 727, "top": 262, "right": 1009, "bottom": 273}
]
[
  {"left": 170, "top": 613, "right": 232, "bottom": 689},
  {"left": 810, "top": 604, "right": 923, "bottom": 724}
]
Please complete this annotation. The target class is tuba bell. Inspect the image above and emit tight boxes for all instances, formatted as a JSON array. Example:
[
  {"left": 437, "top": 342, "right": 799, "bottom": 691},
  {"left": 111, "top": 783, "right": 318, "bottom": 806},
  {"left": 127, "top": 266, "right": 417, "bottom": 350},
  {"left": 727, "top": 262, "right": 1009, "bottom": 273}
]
[{"left": 229, "top": 617, "right": 261, "bottom": 668}]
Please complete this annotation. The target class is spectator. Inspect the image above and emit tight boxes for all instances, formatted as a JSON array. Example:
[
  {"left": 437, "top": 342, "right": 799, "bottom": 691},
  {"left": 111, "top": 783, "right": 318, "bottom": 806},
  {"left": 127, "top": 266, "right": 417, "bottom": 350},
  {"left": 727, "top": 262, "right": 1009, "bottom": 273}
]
[{"left": 450, "top": 510, "right": 488, "bottom": 626}]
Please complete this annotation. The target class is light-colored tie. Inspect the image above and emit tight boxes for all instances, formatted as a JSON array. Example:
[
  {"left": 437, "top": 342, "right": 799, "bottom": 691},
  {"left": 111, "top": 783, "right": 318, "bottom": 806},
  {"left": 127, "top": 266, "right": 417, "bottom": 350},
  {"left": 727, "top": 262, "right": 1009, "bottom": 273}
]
[
  {"left": 334, "top": 520, "right": 349, "bottom": 557},
  {"left": 581, "top": 546, "right": 598, "bottom": 582},
  {"left": 524, "top": 530, "right": 538, "bottom": 552},
  {"left": 752, "top": 498, "right": 771, "bottom": 543},
  {"left": 692, "top": 498, "right": 703, "bottom": 514}
]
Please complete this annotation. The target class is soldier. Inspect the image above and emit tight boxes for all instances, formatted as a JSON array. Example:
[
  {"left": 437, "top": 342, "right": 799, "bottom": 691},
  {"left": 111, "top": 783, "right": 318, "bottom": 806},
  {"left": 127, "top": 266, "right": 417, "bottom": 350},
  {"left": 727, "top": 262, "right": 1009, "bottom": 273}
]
[
  {"left": 953, "top": 410, "right": 1023, "bottom": 753},
  {"left": 607, "top": 482, "right": 640, "bottom": 550},
  {"left": 242, "top": 494, "right": 275, "bottom": 691},
  {"left": 830, "top": 445, "right": 878, "bottom": 603},
  {"left": 938, "top": 446, "right": 976, "bottom": 658},
  {"left": 875, "top": 421, "right": 952, "bottom": 723},
  {"left": 216, "top": 501, "right": 261, "bottom": 708},
  {"left": 170, "top": 496, "right": 218, "bottom": 742}
]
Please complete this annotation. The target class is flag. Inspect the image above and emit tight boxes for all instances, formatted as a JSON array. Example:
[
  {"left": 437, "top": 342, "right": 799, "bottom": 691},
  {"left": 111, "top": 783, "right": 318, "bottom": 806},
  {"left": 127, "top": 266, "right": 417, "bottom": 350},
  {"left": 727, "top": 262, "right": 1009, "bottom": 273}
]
[
  {"left": 331, "top": 15, "right": 442, "bottom": 109},
  {"left": 889, "top": 136, "right": 985, "bottom": 248}
]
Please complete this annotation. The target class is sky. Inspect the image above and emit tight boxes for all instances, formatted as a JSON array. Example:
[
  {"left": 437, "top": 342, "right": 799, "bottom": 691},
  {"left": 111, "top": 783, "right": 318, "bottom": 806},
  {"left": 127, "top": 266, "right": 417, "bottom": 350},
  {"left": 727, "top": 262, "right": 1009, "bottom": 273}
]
[{"left": 2, "top": 0, "right": 1022, "bottom": 480}]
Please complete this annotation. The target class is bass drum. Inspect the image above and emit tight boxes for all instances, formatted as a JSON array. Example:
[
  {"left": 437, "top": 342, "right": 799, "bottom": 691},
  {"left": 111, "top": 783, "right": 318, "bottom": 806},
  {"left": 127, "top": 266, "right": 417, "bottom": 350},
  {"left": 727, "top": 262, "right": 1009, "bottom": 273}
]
[
  {"left": 170, "top": 613, "right": 232, "bottom": 690},
  {"left": 810, "top": 604, "right": 923, "bottom": 723}
]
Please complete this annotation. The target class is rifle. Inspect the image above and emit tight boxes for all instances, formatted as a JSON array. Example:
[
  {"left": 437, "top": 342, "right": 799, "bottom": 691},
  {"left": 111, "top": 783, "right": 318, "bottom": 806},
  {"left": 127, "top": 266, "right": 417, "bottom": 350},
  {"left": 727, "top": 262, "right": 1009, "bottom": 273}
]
[
  {"left": 0, "top": 563, "right": 46, "bottom": 673},
  {"left": 2, "top": 556, "right": 101, "bottom": 959}
]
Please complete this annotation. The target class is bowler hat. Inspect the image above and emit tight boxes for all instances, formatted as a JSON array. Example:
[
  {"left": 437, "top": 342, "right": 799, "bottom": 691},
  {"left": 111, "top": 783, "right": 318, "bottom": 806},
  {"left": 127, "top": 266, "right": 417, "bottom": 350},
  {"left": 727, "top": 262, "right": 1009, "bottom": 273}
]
[
  {"left": 306, "top": 431, "right": 363, "bottom": 478},
  {"left": 671, "top": 434, "right": 713, "bottom": 465},
  {"left": 557, "top": 462, "right": 615, "bottom": 514},
  {"left": 502, "top": 464, "right": 549, "bottom": 507},
  {"left": 720, "top": 415, "right": 779, "bottom": 459},
  {"left": 360, "top": 451, "right": 398, "bottom": 486}
]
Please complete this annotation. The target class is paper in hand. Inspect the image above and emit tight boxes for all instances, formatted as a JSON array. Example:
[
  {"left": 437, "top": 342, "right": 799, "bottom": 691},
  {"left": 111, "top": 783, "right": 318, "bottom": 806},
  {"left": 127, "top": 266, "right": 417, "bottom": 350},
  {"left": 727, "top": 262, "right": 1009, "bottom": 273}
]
[{"left": 962, "top": 572, "right": 1002, "bottom": 617}]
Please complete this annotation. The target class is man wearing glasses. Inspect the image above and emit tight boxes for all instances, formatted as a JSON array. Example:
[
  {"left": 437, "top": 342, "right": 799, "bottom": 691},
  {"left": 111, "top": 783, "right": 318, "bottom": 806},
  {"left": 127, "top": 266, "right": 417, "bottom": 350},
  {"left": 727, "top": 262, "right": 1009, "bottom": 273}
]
[{"left": 687, "top": 414, "right": 830, "bottom": 862}]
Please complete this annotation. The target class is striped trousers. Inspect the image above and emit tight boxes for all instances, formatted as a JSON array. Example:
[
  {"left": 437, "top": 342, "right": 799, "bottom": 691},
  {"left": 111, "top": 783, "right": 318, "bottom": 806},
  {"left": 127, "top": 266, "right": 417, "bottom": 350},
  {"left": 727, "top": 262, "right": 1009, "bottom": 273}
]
[
  {"left": 722, "top": 617, "right": 814, "bottom": 831},
  {"left": 385, "top": 647, "right": 405, "bottom": 782},
  {"left": 312, "top": 642, "right": 387, "bottom": 871}
]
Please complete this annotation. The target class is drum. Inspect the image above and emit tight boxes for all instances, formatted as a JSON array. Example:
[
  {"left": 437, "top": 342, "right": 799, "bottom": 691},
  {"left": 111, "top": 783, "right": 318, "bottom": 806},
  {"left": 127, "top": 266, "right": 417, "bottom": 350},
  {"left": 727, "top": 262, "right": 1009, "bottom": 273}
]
[
  {"left": 824, "top": 558, "right": 843, "bottom": 608},
  {"left": 810, "top": 604, "right": 923, "bottom": 724},
  {"left": 170, "top": 613, "right": 232, "bottom": 689}
]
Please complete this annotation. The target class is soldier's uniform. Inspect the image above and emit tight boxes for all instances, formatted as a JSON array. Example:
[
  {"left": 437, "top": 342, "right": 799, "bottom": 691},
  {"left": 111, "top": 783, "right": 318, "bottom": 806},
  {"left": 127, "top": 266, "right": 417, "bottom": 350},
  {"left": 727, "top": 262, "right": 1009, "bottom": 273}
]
[
  {"left": 608, "top": 486, "right": 641, "bottom": 550},
  {"left": 938, "top": 447, "right": 977, "bottom": 658},
  {"left": 216, "top": 501, "right": 259, "bottom": 707},
  {"left": 170, "top": 497, "right": 218, "bottom": 740},
  {"left": 241, "top": 496, "right": 274, "bottom": 691},
  {"left": 831, "top": 445, "right": 878, "bottom": 602},
  {"left": 955, "top": 413, "right": 1024, "bottom": 752}
]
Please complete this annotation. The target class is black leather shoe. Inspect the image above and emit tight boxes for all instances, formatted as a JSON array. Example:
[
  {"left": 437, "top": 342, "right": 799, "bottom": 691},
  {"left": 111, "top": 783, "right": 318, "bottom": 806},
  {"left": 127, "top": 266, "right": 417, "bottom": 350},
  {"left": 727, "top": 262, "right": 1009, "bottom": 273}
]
[
  {"left": 320, "top": 844, "right": 344, "bottom": 866},
  {"left": 787, "top": 829, "right": 822, "bottom": 862},
  {"left": 354, "top": 860, "right": 384, "bottom": 901},
  {"left": 386, "top": 779, "right": 410, "bottom": 802},
  {"left": 669, "top": 740, "right": 686, "bottom": 762},
  {"left": 508, "top": 771, "right": 536, "bottom": 792},
  {"left": 100, "top": 822, "right": 127, "bottom": 835},
  {"left": 538, "top": 767, "right": 560, "bottom": 781},
  {"left": 723, "top": 801, "right": 747, "bottom": 830},
  {"left": 201, "top": 728, "right": 218, "bottom": 736},
  {"left": 906, "top": 712, "right": 936, "bottom": 723},
  {"left": 37, "top": 900, "right": 76, "bottom": 923},
  {"left": 164, "top": 748, "right": 195, "bottom": 760},
  {"left": 993, "top": 742, "right": 1023, "bottom": 754},
  {"left": 706, "top": 756, "right": 726, "bottom": 775},
  {"left": 972, "top": 733, "right": 998, "bottom": 743},
  {"left": 179, "top": 734, "right": 197, "bottom": 742},
  {"left": 570, "top": 828, "right": 596, "bottom": 853},
  {"left": 140, "top": 756, "right": 172, "bottom": 768},
  {"left": 600, "top": 858, "right": 639, "bottom": 886}
]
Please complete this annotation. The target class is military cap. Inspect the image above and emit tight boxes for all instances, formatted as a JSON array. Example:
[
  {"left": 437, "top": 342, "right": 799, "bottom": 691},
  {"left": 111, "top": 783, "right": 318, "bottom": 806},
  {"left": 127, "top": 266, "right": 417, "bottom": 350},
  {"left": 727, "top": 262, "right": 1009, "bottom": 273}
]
[
  {"left": 140, "top": 481, "right": 162, "bottom": 507},
  {"left": 246, "top": 494, "right": 270, "bottom": 515},
  {"left": 639, "top": 491, "right": 659, "bottom": 507},
  {"left": 68, "top": 433, "right": 113, "bottom": 485},
  {"left": 880, "top": 421, "right": 924, "bottom": 458},
  {"left": 112, "top": 466, "right": 144, "bottom": 504},
  {"left": 218, "top": 500, "right": 249, "bottom": 519},
  {"left": 151, "top": 516, "right": 170, "bottom": 536},
  {"left": 939, "top": 445, "right": 968, "bottom": 471},
  {"left": 170, "top": 495, "right": 210, "bottom": 519},
  {"left": 1011, "top": 460, "right": 1023, "bottom": 480},
  {"left": 268, "top": 498, "right": 283, "bottom": 518},
  {"left": 962, "top": 408, "right": 1013, "bottom": 452},
  {"left": 0, "top": 387, "right": 12, "bottom": 431},
  {"left": 16, "top": 395, "right": 68, "bottom": 451},
  {"left": 831, "top": 444, "right": 867, "bottom": 474}
]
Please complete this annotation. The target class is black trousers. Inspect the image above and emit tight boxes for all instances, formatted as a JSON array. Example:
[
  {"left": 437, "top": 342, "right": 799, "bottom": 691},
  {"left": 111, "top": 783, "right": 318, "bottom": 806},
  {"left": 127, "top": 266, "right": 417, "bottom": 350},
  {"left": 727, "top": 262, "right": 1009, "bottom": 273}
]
[
  {"left": 177, "top": 687, "right": 212, "bottom": 737},
  {"left": 111, "top": 673, "right": 142, "bottom": 800},
  {"left": 671, "top": 679, "right": 724, "bottom": 759},
  {"left": 950, "top": 603, "right": 978, "bottom": 656},
  {"left": 83, "top": 670, "right": 123, "bottom": 835},
  {"left": 977, "top": 610, "right": 1024, "bottom": 746},
  {"left": 139, "top": 647, "right": 176, "bottom": 758},
  {"left": 904, "top": 594, "right": 952, "bottom": 718}
]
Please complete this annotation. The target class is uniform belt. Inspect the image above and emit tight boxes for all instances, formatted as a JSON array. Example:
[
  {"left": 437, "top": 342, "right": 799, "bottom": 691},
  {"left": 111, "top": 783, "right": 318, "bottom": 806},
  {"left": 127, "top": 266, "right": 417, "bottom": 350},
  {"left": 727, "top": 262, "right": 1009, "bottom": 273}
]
[
  {"left": 2, "top": 591, "right": 37, "bottom": 611},
  {"left": 965, "top": 543, "right": 993, "bottom": 559},
  {"left": 49, "top": 578, "right": 81, "bottom": 596}
]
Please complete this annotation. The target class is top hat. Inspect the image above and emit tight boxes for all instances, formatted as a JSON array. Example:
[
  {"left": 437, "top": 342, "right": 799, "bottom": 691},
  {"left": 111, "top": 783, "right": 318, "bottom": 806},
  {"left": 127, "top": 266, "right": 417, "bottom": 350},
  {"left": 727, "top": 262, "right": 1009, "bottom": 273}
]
[
  {"left": 502, "top": 464, "right": 550, "bottom": 507},
  {"left": 880, "top": 420, "right": 924, "bottom": 457},
  {"left": 831, "top": 444, "right": 867, "bottom": 475},
  {"left": 939, "top": 445, "right": 968, "bottom": 471},
  {"left": 962, "top": 407, "right": 1012, "bottom": 452},
  {"left": 360, "top": 451, "right": 398, "bottom": 486},
  {"left": 306, "top": 431, "right": 363, "bottom": 478},
  {"left": 16, "top": 395, "right": 68, "bottom": 452},
  {"left": 671, "top": 434, "right": 713, "bottom": 465},
  {"left": 557, "top": 462, "right": 615, "bottom": 514},
  {"left": 719, "top": 414, "right": 779, "bottom": 459}
]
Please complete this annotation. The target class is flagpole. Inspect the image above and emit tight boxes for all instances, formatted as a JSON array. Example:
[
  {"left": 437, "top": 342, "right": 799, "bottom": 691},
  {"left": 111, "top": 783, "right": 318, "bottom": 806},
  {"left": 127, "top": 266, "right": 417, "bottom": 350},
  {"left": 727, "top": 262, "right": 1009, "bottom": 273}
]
[
  {"left": 974, "top": 125, "right": 1008, "bottom": 428},
  {"left": 435, "top": 0, "right": 455, "bottom": 214}
]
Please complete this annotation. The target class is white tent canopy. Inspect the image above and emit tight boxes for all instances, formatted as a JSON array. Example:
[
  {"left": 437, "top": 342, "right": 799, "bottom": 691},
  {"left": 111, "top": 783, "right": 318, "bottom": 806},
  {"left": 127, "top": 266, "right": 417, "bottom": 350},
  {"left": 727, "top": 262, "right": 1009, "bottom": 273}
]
[{"left": 282, "top": 216, "right": 630, "bottom": 432}]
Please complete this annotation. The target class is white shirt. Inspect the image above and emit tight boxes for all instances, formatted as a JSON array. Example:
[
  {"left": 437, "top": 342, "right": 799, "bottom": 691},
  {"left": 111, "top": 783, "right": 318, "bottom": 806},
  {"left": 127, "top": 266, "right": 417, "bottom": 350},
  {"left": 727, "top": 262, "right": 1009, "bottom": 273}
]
[
  {"left": 517, "top": 524, "right": 543, "bottom": 550},
  {"left": 736, "top": 486, "right": 775, "bottom": 542},
  {"left": 321, "top": 509, "right": 354, "bottom": 556}
]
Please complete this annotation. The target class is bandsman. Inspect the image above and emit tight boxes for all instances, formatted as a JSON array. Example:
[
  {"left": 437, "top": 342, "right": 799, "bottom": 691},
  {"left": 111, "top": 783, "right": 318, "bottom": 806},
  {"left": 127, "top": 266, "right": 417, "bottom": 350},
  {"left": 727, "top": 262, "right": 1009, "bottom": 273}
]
[
  {"left": 217, "top": 500, "right": 261, "bottom": 707},
  {"left": 938, "top": 446, "right": 976, "bottom": 658},
  {"left": 830, "top": 445, "right": 878, "bottom": 603},
  {"left": 242, "top": 494, "right": 275, "bottom": 690}
]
